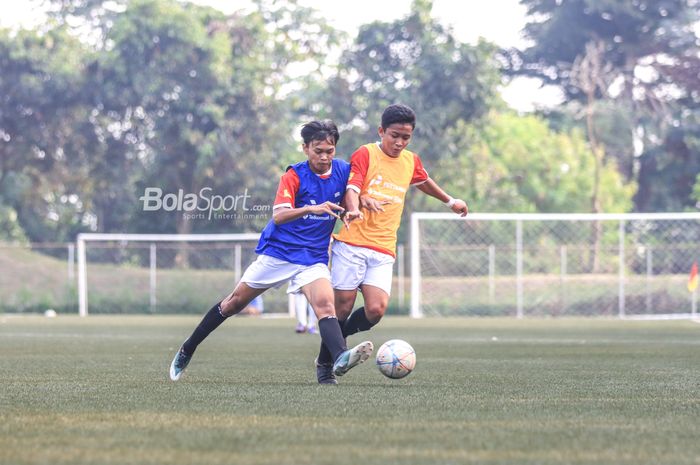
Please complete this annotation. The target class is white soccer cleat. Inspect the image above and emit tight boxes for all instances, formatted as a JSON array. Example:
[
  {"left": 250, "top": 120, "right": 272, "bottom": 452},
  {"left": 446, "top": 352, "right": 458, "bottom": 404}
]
[
  {"left": 332, "top": 340, "right": 374, "bottom": 377},
  {"left": 169, "top": 348, "right": 192, "bottom": 381}
]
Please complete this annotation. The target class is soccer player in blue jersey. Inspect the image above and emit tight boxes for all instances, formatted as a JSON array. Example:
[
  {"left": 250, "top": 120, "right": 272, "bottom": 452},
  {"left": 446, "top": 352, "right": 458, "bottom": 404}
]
[{"left": 169, "top": 120, "right": 373, "bottom": 383}]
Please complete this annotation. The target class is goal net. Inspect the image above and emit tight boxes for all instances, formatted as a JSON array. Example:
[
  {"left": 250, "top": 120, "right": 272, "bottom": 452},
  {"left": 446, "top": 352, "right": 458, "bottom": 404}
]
[
  {"left": 410, "top": 213, "right": 700, "bottom": 319},
  {"left": 76, "top": 233, "right": 294, "bottom": 317}
]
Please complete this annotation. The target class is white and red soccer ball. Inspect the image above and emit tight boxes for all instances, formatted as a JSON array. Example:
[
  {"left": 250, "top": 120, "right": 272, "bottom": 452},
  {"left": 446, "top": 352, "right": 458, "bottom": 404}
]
[{"left": 375, "top": 339, "right": 416, "bottom": 379}]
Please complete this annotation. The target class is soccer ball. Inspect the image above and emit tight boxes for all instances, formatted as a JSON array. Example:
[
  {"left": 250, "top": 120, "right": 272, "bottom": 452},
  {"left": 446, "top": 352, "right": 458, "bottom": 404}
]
[{"left": 375, "top": 339, "right": 416, "bottom": 379}]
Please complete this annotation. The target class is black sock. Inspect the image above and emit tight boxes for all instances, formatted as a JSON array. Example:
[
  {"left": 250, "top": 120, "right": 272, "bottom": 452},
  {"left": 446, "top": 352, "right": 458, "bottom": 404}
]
[
  {"left": 181, "top": 302, "right": 227, "bottom": 356},
  {"left": 342, "top": 307, "right": 376, "bottom": 337},
  {"left": 317, "top": 344, "right": 333, "bottom": 366},
  {"left": 318, "top": 316, "right": 347, "bottom": 362}
]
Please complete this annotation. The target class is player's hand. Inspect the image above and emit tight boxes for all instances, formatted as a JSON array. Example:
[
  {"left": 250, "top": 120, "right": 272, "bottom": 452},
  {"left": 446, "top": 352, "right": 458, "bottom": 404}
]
[
  {"left": 307, "top": 201, "right": 344, "bottom": 219},
  {"left": 452, "top": 199, "right": 468, "bottom": 217},
  {"left": 341, "top": 209, "right": 363, "bottom": 229},
  {"left": 360, "top": 195, "right": 390, "bottom": 213}
]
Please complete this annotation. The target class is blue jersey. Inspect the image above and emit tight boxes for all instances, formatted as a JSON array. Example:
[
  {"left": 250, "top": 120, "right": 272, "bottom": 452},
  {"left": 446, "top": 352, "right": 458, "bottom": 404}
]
[{"left": 255, "top": 159, "right": 350, "bottom": 266}]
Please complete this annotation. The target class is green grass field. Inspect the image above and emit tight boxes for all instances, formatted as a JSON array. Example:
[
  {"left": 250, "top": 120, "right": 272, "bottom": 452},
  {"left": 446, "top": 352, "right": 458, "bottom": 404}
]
[{"left": 1, "top": 315, "right": 699, "bottom": 465}]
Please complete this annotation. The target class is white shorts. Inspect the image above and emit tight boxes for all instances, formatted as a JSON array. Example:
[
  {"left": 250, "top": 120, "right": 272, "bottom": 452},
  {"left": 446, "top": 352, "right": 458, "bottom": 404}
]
[
  {"left": 240, "top": 255, "right": 330, "bottom": 294},
  {"left": 331, "top": 241, "right": 395, "bottom": 296}
]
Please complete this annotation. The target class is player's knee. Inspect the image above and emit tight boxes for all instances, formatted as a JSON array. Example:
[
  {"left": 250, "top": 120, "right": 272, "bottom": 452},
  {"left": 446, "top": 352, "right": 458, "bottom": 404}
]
[
  {"left": 335, "top": 306, "right": 352, "bottom": 321},
  {"left": 220, "top": 296, "right": 245, "bottom": 317},
  {"left": 364, "top": 302, "right": 387, "bottom": 323},
  {"left": 335, "top": 294, "right": 355, "bottom": 314},
  {"left": 311, "top": 298, "right": 335, "bottom": 319}
]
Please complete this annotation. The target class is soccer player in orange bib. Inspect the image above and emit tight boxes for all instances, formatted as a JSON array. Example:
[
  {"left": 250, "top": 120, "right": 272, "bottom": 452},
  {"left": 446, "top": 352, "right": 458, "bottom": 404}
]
[{"left": 313, "top": 104, "right": 468, "bottom": 384}]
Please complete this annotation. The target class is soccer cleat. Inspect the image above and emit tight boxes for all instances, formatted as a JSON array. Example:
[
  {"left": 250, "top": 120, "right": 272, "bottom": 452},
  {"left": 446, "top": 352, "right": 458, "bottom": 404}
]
[
  {"left": 169, "top": 347, "right": 192, "bottom": 381},
  {"left": 307, "top": 326, "right": 318, "bottom": 335},
  {"left": 315, "top": 357, "right": 337, "bottom": 385},
  {"left": 332, "top": 340, "right": 374, "bottom": 377},
  {"left": 295, "top": 323, "right": 307, "bottom": 334}
]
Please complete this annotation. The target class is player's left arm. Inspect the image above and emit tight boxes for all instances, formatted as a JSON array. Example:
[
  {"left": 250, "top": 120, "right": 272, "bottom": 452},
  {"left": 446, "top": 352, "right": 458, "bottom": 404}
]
[
  {"left": 410, "top": 153, "right": 468, "bottom": 216},
  {"left": 415, "top": 178, "right": 468, "bottom": 217}
]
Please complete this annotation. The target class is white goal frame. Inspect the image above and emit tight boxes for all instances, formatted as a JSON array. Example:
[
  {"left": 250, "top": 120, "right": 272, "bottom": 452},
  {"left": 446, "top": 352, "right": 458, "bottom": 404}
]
[
  {"left": 77, "top": 233, "right": 260, "bottom": 316},
  {"left": 410, "top": 212, "right": 700, "bottom": 319}
]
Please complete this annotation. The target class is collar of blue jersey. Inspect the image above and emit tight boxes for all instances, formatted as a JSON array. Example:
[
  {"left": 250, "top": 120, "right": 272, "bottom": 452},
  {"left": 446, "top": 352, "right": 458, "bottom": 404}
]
[{"left": 314, "top": 165, "right": 332, "bottom": 177}]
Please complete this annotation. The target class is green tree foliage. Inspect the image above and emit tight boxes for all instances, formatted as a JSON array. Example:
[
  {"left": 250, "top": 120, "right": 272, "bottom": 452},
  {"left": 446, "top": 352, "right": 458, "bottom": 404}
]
[
  {"left": 5, "top": 0, "right": 699, "bottom": 246},
  {"left": 435, "top": 112, "right": 635, "bottom": 213},
  {"left": 90, "top": 0, "right": 340, "bottom": 238},
  {"left": 0, "top": 26, "right": 93, "bottom": 242},
  {"left": 315, "top": 0, "right": 501, "bottom": 163},
  {"left": 1, "top": 0, "right": 340, "bottom": 246},
  {"left": 92, "top": 0, "right": 248, "bottom": 238},
  {"left": 693, "top": 173, "right": 700, "bottom": 207},
  {"left": 515, "top": 0, "right": 699, "bottom": 101},
  {"left": 308, "top": 0, "right": 503, "bottom": 243},
  {"left": 512, "top": 0, "right": 700, "bottom": 212},
  {"left": 637, "top": 123, "right": 700, "bottom": 211}
]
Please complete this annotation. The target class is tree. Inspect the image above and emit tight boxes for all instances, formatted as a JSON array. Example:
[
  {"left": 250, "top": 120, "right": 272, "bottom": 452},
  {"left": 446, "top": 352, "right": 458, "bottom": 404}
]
[
  {"left": 2, "top": 0, "right": 342, "bottom": 248},
  {"left": 511, "top": 0, "right": 700, "bottom": 211},
  {"left": 637, "top": 123, "right": 700, "bottom": 211},
  {"left": 515, "top": 0, "right": 699, "bottom": 102},
  {"left": 0, "top": 26, "right": 94, "bottom": 242},
  {"left": 315, "top": 0, "right": 500, "bottom": 162},
  {"left": 569, "top": 40, "right": 617, "bottom": 270},
  {"left": 83, "top": 0, "right": 338, "bottom": 263},
  {"left": 693, "top": 173, "right": 700, "bottom": 208},
  {"left": 434, "top": 112, "right": 635, "bottom": 214},
  {"left": 308, "top": 0, "right": 501, "bottom": 240}
]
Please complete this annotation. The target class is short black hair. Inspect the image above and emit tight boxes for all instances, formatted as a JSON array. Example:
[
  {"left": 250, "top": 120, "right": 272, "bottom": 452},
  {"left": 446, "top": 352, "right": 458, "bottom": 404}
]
[
  {"left": 300, "top": 119, "right": 340, "bottom": 145},
  {"left": 381, "top": 104, "right": 416, "bottom": 129}
]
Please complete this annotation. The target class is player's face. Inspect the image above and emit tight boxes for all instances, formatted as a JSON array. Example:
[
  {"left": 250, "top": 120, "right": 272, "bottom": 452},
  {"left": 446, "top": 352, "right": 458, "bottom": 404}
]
[
  {"left": 378, "top": 123, "right": 413, "bottom": 157},
  {"left": 303, "top": 138, "right": 336, "bottom": 174}
]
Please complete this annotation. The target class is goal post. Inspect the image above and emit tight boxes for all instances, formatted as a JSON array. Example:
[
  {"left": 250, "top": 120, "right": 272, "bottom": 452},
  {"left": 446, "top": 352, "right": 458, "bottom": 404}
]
[
  {"left": 411, "top": 212, "right": 700, "bottom": 319},
  {"left": 77, "top": 233, "right": 266, "bottom": 316},
  {"left": 75, "top": 233, "right": 409, "bottom": 318}
]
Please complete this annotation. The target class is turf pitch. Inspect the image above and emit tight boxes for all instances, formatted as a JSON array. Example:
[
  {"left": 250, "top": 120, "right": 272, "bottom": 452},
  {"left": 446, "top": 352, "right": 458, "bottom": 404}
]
[{"left": 1, "top": 315, "right": 699, "bottom": 465}]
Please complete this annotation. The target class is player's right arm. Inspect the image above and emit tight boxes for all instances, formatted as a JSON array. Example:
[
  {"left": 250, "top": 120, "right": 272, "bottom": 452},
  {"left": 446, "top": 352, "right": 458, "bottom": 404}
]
[{"left": 272, "top": 169, "right": 344, "bottom": 225}]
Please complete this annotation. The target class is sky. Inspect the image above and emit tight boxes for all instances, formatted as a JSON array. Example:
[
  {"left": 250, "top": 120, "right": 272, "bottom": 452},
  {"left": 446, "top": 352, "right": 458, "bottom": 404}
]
[
  {"left": 193, "top": 0, "right": 532, "bottom": 49},
  {"left": 1, "top": 0, "right": 563, "bottom": 111}
]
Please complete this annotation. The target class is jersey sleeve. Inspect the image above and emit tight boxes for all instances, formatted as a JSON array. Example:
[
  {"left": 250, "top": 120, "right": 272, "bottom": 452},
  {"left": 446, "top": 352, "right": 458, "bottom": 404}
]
[
  {"left": 346, "top": 146, "right": 370, "bottom": 193},
  {"left": 411, "top": 153, "right": 429, "bottom": 185},
  {"left": 273, "top": 169, "right": 300, "bottom": 209}
]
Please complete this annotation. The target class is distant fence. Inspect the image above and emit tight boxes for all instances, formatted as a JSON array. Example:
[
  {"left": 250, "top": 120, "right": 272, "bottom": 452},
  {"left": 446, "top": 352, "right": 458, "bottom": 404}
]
[
  {"left": 0, "top": 237, "right": 409, "bottom": 316},
  {"left": 6, "top": 212, "right": 699, "bottom": 319},
  {"left": 411, "top": 212, "right": 700, "bottom": 318}
]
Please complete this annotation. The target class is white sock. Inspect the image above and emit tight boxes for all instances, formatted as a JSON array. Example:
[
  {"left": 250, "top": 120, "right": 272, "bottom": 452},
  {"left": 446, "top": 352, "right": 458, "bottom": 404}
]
[
  {"left": 307, "top": 303, "right": 318, "bottom": 329},
  {"left": 295, "top": 293, "right": 308, "bottom": 327}
]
